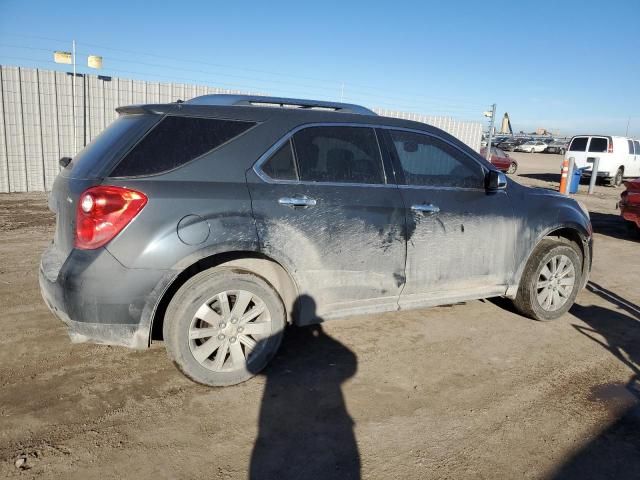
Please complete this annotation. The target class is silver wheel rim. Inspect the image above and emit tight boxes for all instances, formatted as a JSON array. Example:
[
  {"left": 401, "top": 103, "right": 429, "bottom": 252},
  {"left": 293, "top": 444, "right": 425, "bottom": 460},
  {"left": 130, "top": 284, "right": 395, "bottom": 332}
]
[
  {"left": 536, "top": 254, "right": 576, "bottom": 311},
  {"left": 508, "top": 163, "right": 516, "bottom": 174},
  {"left": 188, "top": 289, "right": 272, "bottom": 372}
]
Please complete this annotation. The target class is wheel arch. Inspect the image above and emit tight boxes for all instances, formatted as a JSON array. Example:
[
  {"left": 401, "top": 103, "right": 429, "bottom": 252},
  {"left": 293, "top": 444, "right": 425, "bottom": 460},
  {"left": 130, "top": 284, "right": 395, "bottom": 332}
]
[
  {"left": 145, "top": 250, "right": 300, "bottom": 344},
  {"left": 508, "top": 223, "right": 592, "bottom": 297}
]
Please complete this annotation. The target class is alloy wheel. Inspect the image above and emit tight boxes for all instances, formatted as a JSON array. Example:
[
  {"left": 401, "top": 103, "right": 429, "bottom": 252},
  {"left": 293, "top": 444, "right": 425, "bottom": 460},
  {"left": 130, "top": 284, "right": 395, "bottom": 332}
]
[
  {"left": 188, "top": 289, "right": 272, "bottom": 372},
  {"left": 536, "top": 254, "right": 575, "bottom": 311}
]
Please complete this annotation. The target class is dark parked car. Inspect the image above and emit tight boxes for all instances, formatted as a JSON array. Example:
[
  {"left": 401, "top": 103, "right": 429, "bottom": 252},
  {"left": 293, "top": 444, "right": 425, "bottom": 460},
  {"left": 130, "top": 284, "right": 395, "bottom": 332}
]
[
  {"left": 40, "top": 95, "right": 593, "bottom": 387},
  {"left": 496, "top": 137, "right": 531, "bottom": 151},
  {"left": 545, "top": 141, "right": 568, "bottom": 155},
  {"left": 480, "top": 147, "right": 518, "bottom": 174}
]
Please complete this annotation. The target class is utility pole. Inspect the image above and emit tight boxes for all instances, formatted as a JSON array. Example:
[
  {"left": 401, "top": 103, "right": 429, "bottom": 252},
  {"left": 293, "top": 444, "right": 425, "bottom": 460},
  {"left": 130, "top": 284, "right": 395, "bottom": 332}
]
[
  {"left": 626, "top": 117, "right": 631, "bottom": 136},
  {"left": 72, "top": 40, "right": 77, "bottom": 153},
  {"left": 484, "top": 103, "right": 496, "bottom": 160}
]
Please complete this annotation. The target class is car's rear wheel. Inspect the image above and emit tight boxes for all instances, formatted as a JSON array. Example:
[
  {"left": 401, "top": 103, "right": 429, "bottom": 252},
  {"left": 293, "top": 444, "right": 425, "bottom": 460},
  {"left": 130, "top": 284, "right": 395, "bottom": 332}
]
[
  {"left": 507, "top": 162, "right": 517, "bottom": 174},
  {"left": 608, "top": 167, "right": 624, "bottom": 187},
  {"left": 164, "top": 268, "right": 285, "bottom": 386},
  {"left": 513, "top": 239, "right": 582, "bottom": 321},
  {"left": 530, "top": 147, "right": 535, "bottom": 153}
]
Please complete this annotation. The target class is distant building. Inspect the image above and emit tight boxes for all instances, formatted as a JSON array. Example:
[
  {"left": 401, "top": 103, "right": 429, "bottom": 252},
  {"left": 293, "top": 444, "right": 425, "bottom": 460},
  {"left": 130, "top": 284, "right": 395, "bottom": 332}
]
[
  {"left": 499, "top": 113, "right": 513, "bottom": 135},
  {"left": 536, "top": 128, "right": 549, "bottom": 135}
]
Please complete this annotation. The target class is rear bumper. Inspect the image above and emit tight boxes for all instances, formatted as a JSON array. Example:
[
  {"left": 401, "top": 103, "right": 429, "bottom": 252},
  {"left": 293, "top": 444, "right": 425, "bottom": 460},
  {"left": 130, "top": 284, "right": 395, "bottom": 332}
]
[
  {"left": 620, "top": 204, "right": 640, "bottom": 228},
  {"left": 39, "top": 244, "right": 168, "bottom": 349}
]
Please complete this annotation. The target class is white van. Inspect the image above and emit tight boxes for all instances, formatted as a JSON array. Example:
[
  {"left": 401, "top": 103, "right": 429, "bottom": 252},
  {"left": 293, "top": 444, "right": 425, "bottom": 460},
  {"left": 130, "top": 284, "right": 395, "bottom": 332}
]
[{"left": 564, "top": 135, "right": 640, "bottom": 186}]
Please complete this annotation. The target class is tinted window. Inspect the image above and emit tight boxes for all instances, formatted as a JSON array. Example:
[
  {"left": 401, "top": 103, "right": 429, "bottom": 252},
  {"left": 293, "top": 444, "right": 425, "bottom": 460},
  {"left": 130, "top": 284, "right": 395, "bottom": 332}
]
[
  {"left": 261, "top": 140, "right": 297, "bottom": 180},
  {"left": 635, "top": 141, "right": 640, "bottom": 154},
  {"left": 569, "top": 137, "right": 588, "bottom": 152},
  {"left": 389, "top": 130, "right": 483, "bottom": 188},
  {"left": 628, "top": 140, "right": 635, "bottom": 154},
  {"left": 69, "top": 114, "right": 158, "bottom": 179},
  {"left": 110, "top": 116, "right": 255, "bottom": 177},
  {"left": 293, "top": 126, "right": 384, "bottom": 184},
  {"left": 588, "top": 137, "right": 608, "bottom": 153},
  {"left": 495, "top": 148, "right": 506, "bottom": 157}
]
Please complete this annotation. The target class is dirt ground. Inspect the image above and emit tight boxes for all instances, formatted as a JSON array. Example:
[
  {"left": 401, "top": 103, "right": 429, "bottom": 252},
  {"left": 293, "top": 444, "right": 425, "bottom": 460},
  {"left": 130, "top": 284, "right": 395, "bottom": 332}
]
[{"left": 1, "top": 152, "right": 639, "bottom": 479}]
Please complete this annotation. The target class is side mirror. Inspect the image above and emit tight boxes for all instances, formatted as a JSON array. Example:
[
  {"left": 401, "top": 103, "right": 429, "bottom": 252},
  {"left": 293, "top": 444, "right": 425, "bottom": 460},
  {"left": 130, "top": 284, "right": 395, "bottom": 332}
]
[{"left": 486, "top": 170, "right": 507, "bottom": 191}]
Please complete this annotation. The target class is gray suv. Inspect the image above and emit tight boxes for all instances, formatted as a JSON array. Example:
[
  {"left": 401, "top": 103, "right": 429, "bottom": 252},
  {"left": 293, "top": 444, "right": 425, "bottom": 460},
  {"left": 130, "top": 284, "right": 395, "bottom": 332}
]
[{"left": 40, "top": 95, "right": 593, "bottom": 386}]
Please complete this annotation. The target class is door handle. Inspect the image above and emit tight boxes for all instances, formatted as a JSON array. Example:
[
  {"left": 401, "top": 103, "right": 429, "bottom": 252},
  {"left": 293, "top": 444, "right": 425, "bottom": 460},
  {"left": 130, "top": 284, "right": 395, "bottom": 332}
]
[
  {"left": 278, "top": 196, "right": 317, "bottom": 208},
  {"left": 411, "top": 203, "right": 440, "bottom": 214}
]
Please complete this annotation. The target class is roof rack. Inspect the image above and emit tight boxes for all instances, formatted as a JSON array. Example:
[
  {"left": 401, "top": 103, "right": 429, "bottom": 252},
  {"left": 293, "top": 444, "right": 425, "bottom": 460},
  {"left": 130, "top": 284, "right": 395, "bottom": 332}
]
[{"left": 185, "top": 94, "right": 376, "bottom": 116}]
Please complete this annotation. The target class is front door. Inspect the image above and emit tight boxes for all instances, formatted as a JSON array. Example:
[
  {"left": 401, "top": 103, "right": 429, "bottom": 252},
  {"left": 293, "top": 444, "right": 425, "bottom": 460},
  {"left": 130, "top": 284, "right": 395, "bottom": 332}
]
[
  {"left": 381, "top": 129, "right": 516, "bottom": 309},
  {"left": 247, "top": 125, "right": 406, "bottom": 322}
]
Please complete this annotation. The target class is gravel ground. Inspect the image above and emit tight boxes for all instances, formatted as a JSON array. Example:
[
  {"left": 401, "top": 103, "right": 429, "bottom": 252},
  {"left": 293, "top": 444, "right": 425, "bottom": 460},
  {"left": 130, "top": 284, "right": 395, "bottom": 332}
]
[{"left": 0, "top": 152, "right": 638, "bottom": 479}]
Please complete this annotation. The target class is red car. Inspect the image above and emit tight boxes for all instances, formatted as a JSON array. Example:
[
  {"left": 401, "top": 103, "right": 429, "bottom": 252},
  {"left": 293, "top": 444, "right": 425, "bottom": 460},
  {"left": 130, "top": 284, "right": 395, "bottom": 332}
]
[
  {"left": 480, "top": 147, "right": 518, "bottom": 174},
  {"left": 619, "top": 178, "right": 640, "bottom": 232}
]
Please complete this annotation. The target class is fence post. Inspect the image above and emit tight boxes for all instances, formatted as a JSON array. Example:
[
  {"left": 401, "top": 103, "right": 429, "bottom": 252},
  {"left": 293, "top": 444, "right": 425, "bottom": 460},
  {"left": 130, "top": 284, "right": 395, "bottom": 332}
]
[{"left": 588, "top": 157, "right": 599, "bottom": 194}]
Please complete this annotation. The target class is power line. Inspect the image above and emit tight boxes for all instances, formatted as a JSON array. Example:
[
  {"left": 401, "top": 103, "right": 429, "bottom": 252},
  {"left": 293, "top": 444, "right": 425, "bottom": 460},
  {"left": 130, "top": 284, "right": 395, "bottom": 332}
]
[{"left": 0, "top": 33, "right": 488, "bottom": 107}]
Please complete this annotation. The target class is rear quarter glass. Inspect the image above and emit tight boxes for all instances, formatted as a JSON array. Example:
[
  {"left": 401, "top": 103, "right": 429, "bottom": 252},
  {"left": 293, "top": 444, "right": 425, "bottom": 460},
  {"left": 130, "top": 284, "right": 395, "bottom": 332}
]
[
  {"left": 109, "top": 116, "right": 256, "bottom": 177},
  {"left": 64, "top": 114, "right": 159, "bottom": 179}
]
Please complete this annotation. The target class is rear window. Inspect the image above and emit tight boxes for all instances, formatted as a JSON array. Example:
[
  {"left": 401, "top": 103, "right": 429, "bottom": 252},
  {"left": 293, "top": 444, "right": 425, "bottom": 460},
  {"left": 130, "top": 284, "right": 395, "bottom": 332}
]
[
  {"left": 66, "top": 115, "right": 158, "bottom": 179},
  {"left": 569, "top": 137, "right": 588, "bottom": 152},
  {"left": 110, "top": 116, "right": 255, "bottom": 177},
  {"left": 588, "top": 137, "right": 608, "bottom": 153}
]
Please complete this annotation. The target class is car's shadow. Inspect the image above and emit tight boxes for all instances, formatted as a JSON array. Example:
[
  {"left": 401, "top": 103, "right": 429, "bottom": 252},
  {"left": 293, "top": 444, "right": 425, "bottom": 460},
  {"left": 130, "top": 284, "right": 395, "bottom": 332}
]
[{"left": 589, "top": 211, "right": 639, "bottom": 242}]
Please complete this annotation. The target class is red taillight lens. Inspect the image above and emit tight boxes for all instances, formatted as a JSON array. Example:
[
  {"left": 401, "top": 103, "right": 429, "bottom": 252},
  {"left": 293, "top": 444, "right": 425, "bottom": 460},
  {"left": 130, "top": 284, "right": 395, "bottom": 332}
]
[
  {"left": 75, "top": 186, "right": 147, "bottom": 250},
  {"left": 608, "top": 141, "right": 613, "bottom": 153}
]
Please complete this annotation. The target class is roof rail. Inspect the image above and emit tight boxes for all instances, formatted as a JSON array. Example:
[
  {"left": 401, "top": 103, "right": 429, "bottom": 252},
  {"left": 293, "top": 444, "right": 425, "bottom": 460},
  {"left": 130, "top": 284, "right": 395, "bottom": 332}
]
[{"left": 185, "top": 94, "right": 376, "bottom": 116}]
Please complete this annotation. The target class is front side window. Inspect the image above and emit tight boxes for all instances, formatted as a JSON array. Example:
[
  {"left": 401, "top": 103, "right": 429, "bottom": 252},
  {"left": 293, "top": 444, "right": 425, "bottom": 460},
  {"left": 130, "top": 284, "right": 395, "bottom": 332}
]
[
  {"left": 628, "top": 140, "right": 635, "bottom": 154},
  {"left": 389, "top": 130, "right": 483, "bottom": 188},
  {"left": 634, "top": 141, "right": 640, "bottom": 154},
  {"left": 588, "top": 137, "right": 608, "bottom": 153},
  {"left": 569, "top": 137, "right": 588, "bottom": 152},
  {"left": 292, "top": 126, "right": 384, "bottom": 184}
]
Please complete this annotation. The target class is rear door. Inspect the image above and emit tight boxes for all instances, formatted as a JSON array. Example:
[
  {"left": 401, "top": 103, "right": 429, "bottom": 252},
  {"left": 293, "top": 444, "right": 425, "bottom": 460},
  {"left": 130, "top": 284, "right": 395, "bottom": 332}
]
[
  {"left": 567, "top": 136, "right": 589, "bottom": 169},
  {"left": 585, "top": 136, "right": 610, "bottom": 174},
  {"left": 247, "top": 125, "right": 406, "bottom": 322},
  {"left": 382, "top": 128, "right": 516, "bottom": 309}
]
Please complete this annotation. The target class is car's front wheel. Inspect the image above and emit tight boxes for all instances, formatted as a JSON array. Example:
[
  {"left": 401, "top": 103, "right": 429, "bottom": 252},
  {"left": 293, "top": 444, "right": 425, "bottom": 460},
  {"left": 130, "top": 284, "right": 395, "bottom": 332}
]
[
  {"left": 507, "top": 162, "right": 517, "bottom": 174},
  {"left": 163, "top": 268, "right": 285, "bottom": 386},
  {"left": 513, "top": 239, "right": 583, "bottom": 321}
]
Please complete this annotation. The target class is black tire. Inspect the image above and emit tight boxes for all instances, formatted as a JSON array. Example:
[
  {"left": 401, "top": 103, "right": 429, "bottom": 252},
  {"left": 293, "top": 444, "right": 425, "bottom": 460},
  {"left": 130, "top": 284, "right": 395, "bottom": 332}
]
[
  {"left": 507, "top": 162, "right": 517, "bottom": 174},
  {"left": 163, "top": 268, "right": 285, "bottom": 387},
  {"left": 560, "top": 148, "right": 566, "bottom": 155},
  {"left": 512, "top": 239, "right": 583, "bottom": 321},
  {"left": 608, "top": 167, "right": 623, "bottom": 187}
]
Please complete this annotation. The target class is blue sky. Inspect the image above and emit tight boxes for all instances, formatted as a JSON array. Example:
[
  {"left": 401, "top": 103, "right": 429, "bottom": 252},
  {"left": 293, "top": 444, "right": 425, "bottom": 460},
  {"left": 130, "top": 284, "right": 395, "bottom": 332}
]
[{"left": 1, "top": 0, "right": 639, "bottom": 136}]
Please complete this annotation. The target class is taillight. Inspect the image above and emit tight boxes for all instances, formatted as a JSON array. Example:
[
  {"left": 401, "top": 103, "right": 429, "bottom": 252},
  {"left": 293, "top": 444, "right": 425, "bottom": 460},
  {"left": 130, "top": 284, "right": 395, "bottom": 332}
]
[
  {"left": 75, "top": 186, "right": 147, "bottom": 250},
  {"left": 608, "top": 141, "right": 613, "bottom": 153}
]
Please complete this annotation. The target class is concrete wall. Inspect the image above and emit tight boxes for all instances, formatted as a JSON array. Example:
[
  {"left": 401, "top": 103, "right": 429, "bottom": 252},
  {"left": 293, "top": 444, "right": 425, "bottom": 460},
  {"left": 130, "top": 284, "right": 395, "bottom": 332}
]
[{"left": 0, "top": 65, "right": 483, "bottom": 193}]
